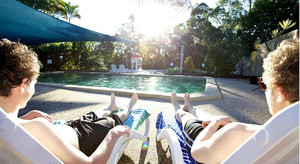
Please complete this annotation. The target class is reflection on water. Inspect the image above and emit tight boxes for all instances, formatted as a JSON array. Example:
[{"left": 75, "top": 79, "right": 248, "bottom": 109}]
[{"left": 38, "top": 73, "right": 206, "bottom": 94}]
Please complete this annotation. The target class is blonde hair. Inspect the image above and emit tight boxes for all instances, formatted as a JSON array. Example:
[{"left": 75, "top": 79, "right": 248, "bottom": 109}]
[
  {"left": 262, "top": 39, "right": 299, "bottom": 103},
  {"left": 0, "top": 39, "right": 41, "bottom": 97}
]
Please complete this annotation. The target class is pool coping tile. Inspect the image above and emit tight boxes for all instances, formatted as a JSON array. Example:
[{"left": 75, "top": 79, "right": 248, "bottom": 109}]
[{"left": 38, "top": 75, "right": 222, "bottom": 102}]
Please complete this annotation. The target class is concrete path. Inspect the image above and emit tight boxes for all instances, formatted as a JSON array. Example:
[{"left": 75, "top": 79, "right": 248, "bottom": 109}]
[{"left": 21, "top": 77, "right": 271, "bottom": 164}]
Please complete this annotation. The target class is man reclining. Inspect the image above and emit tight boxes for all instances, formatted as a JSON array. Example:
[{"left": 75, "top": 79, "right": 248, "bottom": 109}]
[
  {"left": 0, "top": 38, "right": 138, "bottom": 163},
  {"left": 171, "top": 39, "right": 299, "bottom": 163}
]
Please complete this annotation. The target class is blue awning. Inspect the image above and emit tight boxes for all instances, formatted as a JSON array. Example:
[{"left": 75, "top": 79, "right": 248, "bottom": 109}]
[{"left": 0, "top": 0, "right": 130, "bottom": 45}]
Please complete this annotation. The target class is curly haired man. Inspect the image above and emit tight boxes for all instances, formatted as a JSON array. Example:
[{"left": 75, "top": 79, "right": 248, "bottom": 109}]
[{"left": 171, "top": 39, "right": 299, "bottom": 163}]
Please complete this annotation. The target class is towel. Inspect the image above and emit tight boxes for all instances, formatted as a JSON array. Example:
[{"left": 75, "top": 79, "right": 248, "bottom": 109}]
[{"left": 156, "top": 111, "right": 198, "bottom": 164}]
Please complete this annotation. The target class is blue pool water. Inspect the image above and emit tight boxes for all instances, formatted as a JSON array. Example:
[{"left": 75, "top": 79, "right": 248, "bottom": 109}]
[{"left": 38, "top": 73, "right": 206, "bottom": 94}]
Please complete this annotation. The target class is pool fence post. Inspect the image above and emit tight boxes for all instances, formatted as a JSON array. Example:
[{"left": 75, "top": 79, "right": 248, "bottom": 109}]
[{"left": 180, "top": 45, "right": 184, "bottom": 74}]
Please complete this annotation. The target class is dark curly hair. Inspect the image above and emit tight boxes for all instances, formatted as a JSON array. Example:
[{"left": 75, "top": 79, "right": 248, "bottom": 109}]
[{"left": 0, "top": 38, "right": 41, "bottom": 97}]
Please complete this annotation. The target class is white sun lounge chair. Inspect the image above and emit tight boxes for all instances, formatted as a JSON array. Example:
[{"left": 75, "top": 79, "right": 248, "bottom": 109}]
[
  {"left": 0, "top": 107, "right": 150, "bottom": 164},
  {"left": 109, "top": 64, "right": 120, "bottom": 73},
  {"left": 108, "top": 108, "right": 150, "bottom": 164},
  {"left": 223, "top": 101, "right": 299, "bottom": 164},
  {"left": 0, "top": 108, "right": 62, "bottom": 164},
  {"left": 156, "top": 101, "right": 299, "bottom": 164},
  {"left": 118, "top": 64, "right": 129, "bottom": 73},
  {"left": 156, "top": 111, "right": 196, "bottom": 164}
]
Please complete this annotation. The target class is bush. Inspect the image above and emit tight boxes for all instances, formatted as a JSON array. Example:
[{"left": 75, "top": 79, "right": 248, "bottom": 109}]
[
  {"left": 166, "top": 67, "right": 180, "bottom": 74},
  {"left": 184, "top": 56, "right": 195, "bottom": 73},
  {"left": 194, "top": 68, "right": 207, "bottom": 74}
]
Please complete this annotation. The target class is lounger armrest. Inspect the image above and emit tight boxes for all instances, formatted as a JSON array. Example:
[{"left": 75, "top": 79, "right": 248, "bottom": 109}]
[
  {"left": 107, "top": 135, "right": 127, "bottom": 164},
  {"left": 107, "top": 130, "right": 148, "bottom": 164},
  {"left": 107, "top": 116, "right": 150, "bottom": 164},
  {"left": 157, "top": 127, "right": 185, "bottom": 164},
  {"left": 144, "top": 117, "right": 150, "bottom": 137},
  {"left": 130, "top": 129, "right": 147, "bottom": 140}
]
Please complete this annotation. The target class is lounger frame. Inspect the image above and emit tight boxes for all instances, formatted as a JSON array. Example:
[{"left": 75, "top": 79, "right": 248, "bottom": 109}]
[
  {"left": 0, "top": 107, "right": 150, "bottom": 164},
  {"left": 156, "top": 102, "right": 299, "bottom": 164}
]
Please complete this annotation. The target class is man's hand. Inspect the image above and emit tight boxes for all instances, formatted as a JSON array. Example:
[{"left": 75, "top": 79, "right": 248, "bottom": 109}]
[
  {"left": 109, "top": 125, "right": 130, "bottom": 139},
  {"left": 202, "top": 116, "right": 232, "bottom": 128},
  {"left": 20, "top": 110, "right": 53, "bottom": 122}
]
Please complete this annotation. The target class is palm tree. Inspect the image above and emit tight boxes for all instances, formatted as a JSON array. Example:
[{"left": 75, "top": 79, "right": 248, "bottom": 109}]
[
  {"left": 59, "top": 1, "right": 81, "bottom": 23},
  {"left": 17, "top": 0, "right": 59, "bottom": 15},
  {"left": 17, "top": 0, "right": 69, "bottom": 19}
]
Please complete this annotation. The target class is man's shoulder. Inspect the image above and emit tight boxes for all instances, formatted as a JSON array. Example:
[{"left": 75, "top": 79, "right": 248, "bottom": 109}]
[
  {"left": 221, "top": 122, "right": 261, "bottom": 137},
  {"left": 20, "top": 118, "right": 53, "bottom": 132}
]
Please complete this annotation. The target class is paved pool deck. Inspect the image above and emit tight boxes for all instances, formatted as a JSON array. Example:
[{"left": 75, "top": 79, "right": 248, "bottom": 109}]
[{"left": 21, "top": 76, "right": 271, "bottom": 164}]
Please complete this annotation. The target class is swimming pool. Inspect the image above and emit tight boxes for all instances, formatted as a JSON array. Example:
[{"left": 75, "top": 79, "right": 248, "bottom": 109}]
[{"left": 38, "top": 73, "right": 206, "bottom": 94}]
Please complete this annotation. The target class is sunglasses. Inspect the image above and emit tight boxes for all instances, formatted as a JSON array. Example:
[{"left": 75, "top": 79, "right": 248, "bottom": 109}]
[{"left": 257, "top": 77, "right": 267, "bottom": 91}]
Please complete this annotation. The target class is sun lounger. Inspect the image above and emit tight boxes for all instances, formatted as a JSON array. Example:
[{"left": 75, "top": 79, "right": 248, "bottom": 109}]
[
  {"left": 223, "top": 101, "right": 299, "bottom": 164},
  {"left": 0, "top": 107, "right": 62, "bottom": 164},
  {"left": 108, "top": 108, "right": 150, "bottom": 164},
  {"left": 0, "top": 107, "right": 150, "bottom": 164},
  {"left": 156, "top": 111, "right": 197, "bottom": 164},
  {"left": 119, "top": 64, "right": 132, "bottom": 73},
  {"left": 109, "top": 64, "right": 120, "bottom": 73},
  {"left": 156, "top": 102, "right": 299, "bottom": 164}
]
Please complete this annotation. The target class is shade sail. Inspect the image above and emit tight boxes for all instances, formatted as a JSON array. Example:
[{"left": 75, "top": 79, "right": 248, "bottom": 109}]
[{"left": 0, "top": 0, "right": 131, "bottom": 45}]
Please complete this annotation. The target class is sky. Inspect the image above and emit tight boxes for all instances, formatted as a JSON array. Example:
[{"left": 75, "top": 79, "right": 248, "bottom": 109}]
[{"left": 67, "top": 0, "right": 218, "bottom": 37}]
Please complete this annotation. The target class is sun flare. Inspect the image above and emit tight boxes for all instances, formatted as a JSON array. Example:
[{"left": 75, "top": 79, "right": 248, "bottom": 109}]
[{"left": 134, "top": 3, "right": 178, "bottom": 37}]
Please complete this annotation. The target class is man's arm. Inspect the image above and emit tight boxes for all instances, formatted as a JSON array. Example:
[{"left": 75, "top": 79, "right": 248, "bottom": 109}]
[
  {"left": 20, "top": 110, "right": 53, "bottom": 122},
  {"left": 90, "top": 125, "right": 130, "bottom": 162},
  {"left": 21, "top": 118, "right": 129, "bottom": 164},
  {"left": 191, "top": 122, "right": 261, "bottom": 164}
]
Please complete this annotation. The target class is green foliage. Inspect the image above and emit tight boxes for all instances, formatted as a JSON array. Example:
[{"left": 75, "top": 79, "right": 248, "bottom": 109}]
[
  {"left": 184, "top": 56, "right": 195, "bottom": 73},
  {"left": 239, "top": 0, "right": 299, "bottom": 51},
  {"left": 178, "top": 1, "right": 250, "bottom": 75},
  {"left": 23, "top": 0, "right": 299, "bottom": 76},
  {"left": 33, "top": 41, "right": 115, "bottom": 72},
  {"left": 115, "top": 15, "right": 137, "bottom": 68},
  {"left": 271, "top": 19, "right": 296, "bottom": 38},
  {"left": 166, "top": 67, "right": 180, "bottom": 74},
  {"left": 250, "top": 39, "right": 262, "bottom": 64},
  {"left": 204, "top": 43, "right": 236, "bottom": 75},
  {"left": 17, "top": 0, "right": 80, "bottom": 22},
  {"left": 194, "top": 68, "right": 206, "bottom": 74},
  {"left": 58, "top": 1, "right": 81, "bottom": 22}
]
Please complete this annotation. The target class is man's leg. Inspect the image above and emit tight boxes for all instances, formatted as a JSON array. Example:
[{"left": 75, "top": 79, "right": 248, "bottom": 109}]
[
  {"left": 171, "top": 93, "right": 205, "bottom": 151},
  {"left": 183, "top": 92, "right": 197, "bottom": 117},
  {"left": 171, "top": 93, "right": 198, "bottom": 125},
  {"left": 94, "top": 93, "right": 119, "bottom": 118},
  {"left": 115, "top": 93, "right": 138, "bottom": 122}
]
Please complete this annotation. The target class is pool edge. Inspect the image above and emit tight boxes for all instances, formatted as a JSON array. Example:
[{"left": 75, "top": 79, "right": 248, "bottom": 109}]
[{"left": 37, "top": 76, "right": 222, "bottom": 102}]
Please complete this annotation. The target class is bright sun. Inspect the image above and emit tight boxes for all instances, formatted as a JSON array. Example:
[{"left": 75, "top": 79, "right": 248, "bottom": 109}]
[{"left": 134, "top": 2, "right": 179, "bottom": 37}]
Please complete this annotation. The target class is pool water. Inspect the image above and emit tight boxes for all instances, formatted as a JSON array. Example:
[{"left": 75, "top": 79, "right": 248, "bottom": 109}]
[{"left": 38, "top": 73, "right": 206, "bottom": 94}]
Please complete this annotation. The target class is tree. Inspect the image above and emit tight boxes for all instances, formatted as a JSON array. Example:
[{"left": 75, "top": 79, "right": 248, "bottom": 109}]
[
  {"left": 59, "top": 1, "right": 81, "bottom": 23},
  {"left": 115, "top": 15, "right": 137, "bottom": 68},
  {"left": 238, "top": 0, "right": 299, "bottom": 53},
  {"left": 17, "top": 0, "right": 80, "bottom": 22},
  {"left": 33, "top": 42, "right": 72, "bottom": 71},
  {"left": 184, "top": 56, "right": 195, "bottom": 72},
  {"left": 94, "top": 42, "right": 115, "bottom": 70},
  {"left": 130, "top": 0, "right": 192, "bottom": 8},
  {"left": 184, "top": 3, "right": 224, "bottom": 71},
  {"left": 17, "top": 0, "right": 65, "bottom": 17}
]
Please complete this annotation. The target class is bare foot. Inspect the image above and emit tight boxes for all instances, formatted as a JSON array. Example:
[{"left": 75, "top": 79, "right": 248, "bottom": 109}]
[
  {"left": 171, "top": 93, "right": 181, "bottom": 111},
  {"left": 104, "top": 93, "right": 119, "bottom": 112},
  {"left": 183, "top": 92, "right": 196, "bottom": 116},
  {"left": 127, "top": 93, "right": 138, "bottom": 111},
  {"left": 116, "top": 93, "right": 139, "bottom": 122}
]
